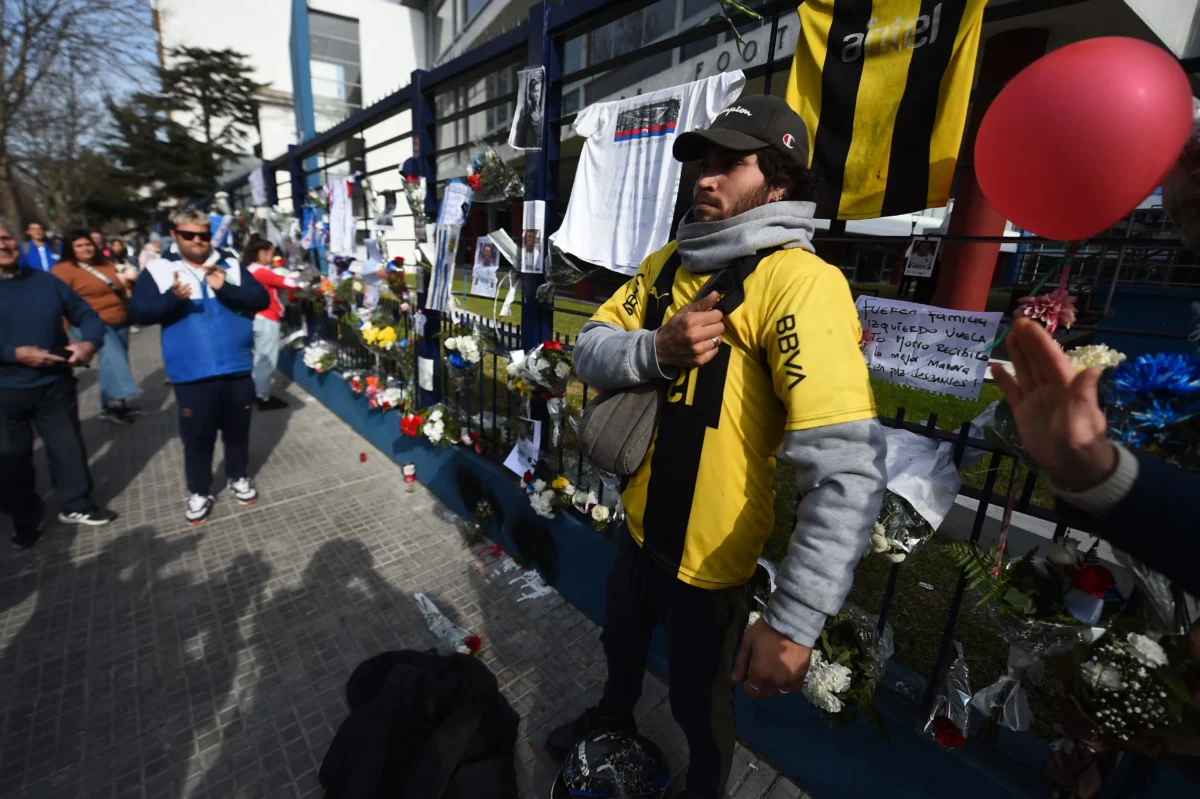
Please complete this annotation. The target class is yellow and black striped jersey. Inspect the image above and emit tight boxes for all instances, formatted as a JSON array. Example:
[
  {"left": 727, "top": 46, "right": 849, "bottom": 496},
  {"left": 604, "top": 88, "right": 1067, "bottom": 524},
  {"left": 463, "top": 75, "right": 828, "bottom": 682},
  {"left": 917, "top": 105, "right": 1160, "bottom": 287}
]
[
  {"left": 590, "top": 243, "right": 877, "bottom": 589},
  {"left": 786, "top": 0, "right": 989, "bottom": 220}
]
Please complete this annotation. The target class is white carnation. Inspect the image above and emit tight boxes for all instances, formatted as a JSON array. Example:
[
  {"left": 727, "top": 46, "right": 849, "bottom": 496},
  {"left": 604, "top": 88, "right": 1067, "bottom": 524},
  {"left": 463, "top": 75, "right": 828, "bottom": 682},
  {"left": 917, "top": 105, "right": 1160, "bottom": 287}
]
[
  {"left": 801, "top": 650, "right": 852, "bottom": 714},
  {"left": 1125, "top": 633, "right": 1168, "bottom": 668},
  {"left": 591, "top": 505, "right": 610, "bottom": 523},
  {"left": 423, "top": 419, "right": 444, "bottom": 443},
  {"left": 885, "top": 552, "right": 907, "bottom": 564},
  {"left": 444, "top": 337, "right": 458, "bottom": 351},
  {"left": 869, "top": 532, "right": 889, "bottom": 554},
  {"left": 563, "top": 484, "right": 576, "bottom": 496},
  {"left": 533, "top": 479, "right": 547, "bottom": 493},
  {"left": 530, "top": 490, "right": 556, "bottom": 519},
  {"left": 554, "top": 361, "right": 571, "bottom": 379},
  {"left": 1066, "top": 344, "right": 1126, "bottom": 371},
  {"left": 430, "top": 409, "right": 443, "bottom": 422},
  {"left": 1081, "top": 660, "right": 1125, "bottom": 691}
]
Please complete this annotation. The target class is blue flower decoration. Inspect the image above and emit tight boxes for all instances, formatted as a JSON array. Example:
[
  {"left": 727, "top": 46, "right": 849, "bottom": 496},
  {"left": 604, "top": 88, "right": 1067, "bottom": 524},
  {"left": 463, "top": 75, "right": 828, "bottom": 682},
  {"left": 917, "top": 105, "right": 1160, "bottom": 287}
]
[
  {"left": 1130, "top": 399, "right": 1189, "bottom": 429},
  {"left": 399, "top": 338, "right": 409, "bottom": 348},
  {"left": 448, "top": 353, "right": 467, "bottom": 369},
  {"left": 1110, "top": 353, "right": 1200, "bottom": 397},
  {"left": 1112, "top": 425, "right": 1147, "bottom": 449}
]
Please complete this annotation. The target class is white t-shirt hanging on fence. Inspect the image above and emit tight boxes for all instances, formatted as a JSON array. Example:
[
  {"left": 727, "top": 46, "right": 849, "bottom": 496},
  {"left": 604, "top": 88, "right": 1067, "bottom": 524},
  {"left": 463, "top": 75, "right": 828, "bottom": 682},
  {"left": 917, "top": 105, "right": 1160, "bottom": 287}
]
[{"left": 550, "top": 71, "right": 746, "bottom": 276}]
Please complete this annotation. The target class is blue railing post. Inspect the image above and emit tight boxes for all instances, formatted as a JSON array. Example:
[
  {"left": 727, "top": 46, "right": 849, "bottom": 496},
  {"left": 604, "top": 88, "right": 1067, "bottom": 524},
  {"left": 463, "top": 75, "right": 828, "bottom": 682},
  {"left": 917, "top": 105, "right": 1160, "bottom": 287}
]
[
  {"left": 287, "top": 145, "right": 305, "bottom": 221},
  {"left": 413, "top": 68, "right": 443, "bottom": 409},
  {"left": 520, "top": 1, "right": 562, "bottom": 353}
]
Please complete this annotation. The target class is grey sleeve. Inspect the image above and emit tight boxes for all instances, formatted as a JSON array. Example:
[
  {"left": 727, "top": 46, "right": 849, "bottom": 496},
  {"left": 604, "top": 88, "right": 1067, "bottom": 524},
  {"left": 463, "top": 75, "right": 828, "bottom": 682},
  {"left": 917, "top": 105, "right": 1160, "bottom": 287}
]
[
  {"left": 574, "top": 320, "right": 677, "bottom": 391},
  {"left": 763, "top": 418, "right": 888, "bottom": 647}
]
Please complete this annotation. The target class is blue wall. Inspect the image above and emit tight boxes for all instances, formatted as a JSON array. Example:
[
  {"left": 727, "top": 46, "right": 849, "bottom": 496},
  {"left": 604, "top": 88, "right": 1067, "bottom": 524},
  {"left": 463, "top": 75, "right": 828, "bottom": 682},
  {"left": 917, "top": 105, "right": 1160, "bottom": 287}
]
[
  {"left": 1091, "top": 284, "right": 1200, "bottom": 359},
  {"left": 278, "top": 350, "right": 1193, "bottom": 798}
]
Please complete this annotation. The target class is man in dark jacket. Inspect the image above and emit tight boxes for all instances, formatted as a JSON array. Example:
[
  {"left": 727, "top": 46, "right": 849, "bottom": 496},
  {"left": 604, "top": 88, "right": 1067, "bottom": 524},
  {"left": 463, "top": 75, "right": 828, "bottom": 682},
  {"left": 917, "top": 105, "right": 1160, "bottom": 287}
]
[
  {"left": 994, "top": 317, "right": 1200, "bottom": 597},
  {"left": 128, "top": 208, "right": 270, "bottom": 525},
  {"left": 0, "top": 217, "right": 116, "bottom": 548}
]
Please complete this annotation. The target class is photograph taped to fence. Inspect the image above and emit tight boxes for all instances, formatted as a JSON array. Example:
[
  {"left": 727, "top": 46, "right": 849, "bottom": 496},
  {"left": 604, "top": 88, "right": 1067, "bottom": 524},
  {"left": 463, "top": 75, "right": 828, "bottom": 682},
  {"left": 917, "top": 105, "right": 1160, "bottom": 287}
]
[
  {"left": 504, "top": 416, "right": 542, "bottom": 477},
  {"left": 471, "top": 237, "right": 500, "bottom": 298},
  {"left": 521, "top": 201, "right": 545, "bottom": 274},
  {"left": 510, "top": 66, "right": 545, "bottom": 151},
  {"left": 904, "top": 237, "right": 941, "bottom": 278}
]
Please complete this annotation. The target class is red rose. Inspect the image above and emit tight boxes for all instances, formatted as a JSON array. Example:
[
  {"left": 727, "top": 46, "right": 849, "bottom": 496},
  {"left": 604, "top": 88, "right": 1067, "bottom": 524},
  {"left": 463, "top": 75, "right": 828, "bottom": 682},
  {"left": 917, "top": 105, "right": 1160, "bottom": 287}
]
[
  {"left": 523, "top": 471, "right": 534, "bottom": 484},
  {"left": 466, "top": 174, "right": 482, "bottom": 191},
  {"left": 1072, "top": 564, "right": 1117, "bottom": 598},
  {"left": 392, "top": 256, "right": 405, "bottom": 265},
  {"left": 469, "top": 431, "right": 480, "bottom": 442},
  {"left": 543, "top": 340, "right": 563, "bottom": 352},
  {"left": 932, "top": 716, "right": 965, "bottom": 748},
  {"left": 464, "top": 635, "right": 482, "bottom": 654}
]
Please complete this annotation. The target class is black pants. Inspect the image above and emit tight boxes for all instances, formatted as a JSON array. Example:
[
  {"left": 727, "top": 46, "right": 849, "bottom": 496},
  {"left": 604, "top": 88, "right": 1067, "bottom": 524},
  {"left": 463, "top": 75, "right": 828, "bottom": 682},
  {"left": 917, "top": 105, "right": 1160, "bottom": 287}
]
[
  {"left": 0, "top": 377, "right": 93, "bottom": 525},
  {"left": 601, "top": 534, "right": 749, "bottom": 799},
  {"left": 174, "top": 375, "right": 254, "bottom": 495}
]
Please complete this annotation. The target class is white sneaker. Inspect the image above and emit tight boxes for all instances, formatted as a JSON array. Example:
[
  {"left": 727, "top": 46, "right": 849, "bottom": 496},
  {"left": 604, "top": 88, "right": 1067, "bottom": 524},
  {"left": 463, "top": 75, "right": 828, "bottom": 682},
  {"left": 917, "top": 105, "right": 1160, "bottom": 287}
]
[
  {"left": 185, "top": 494, "right": 214, "bottom": 525},
  {"left": 227, "top": 477, "right": 258, "bottom": 505}
]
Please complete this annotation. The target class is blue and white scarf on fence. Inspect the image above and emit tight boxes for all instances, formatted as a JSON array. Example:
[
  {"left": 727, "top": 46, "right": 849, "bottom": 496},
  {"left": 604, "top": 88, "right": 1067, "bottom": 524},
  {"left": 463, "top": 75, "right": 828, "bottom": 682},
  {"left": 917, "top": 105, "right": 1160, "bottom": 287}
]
[{"left": 426, "top": 223, "right": 460, "bottom": 312}]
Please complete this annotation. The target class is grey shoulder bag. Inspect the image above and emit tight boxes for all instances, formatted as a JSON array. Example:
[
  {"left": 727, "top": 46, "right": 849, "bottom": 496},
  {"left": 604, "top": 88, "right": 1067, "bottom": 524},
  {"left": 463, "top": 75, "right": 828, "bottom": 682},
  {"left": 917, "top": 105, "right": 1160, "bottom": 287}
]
[{"left": 578, "top": 247, "right": 779, "bottom": 476}]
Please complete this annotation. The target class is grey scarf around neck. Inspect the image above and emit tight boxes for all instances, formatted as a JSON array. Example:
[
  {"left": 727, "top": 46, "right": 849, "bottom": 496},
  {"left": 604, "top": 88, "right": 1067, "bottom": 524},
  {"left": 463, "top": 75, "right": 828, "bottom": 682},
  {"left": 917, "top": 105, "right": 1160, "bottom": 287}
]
[{"left": 674, "top": 200, "right": 817, "bottom": 273}]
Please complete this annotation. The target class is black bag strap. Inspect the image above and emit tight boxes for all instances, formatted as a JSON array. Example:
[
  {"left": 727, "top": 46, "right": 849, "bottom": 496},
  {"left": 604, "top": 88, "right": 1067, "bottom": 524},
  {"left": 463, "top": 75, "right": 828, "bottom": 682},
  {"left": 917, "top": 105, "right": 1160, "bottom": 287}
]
[
  {"left": 694, "top": 245, "right": 785, "bottom": 318},
  {"left": 644, "top": 250, "right": 683, "bottom": 332}
]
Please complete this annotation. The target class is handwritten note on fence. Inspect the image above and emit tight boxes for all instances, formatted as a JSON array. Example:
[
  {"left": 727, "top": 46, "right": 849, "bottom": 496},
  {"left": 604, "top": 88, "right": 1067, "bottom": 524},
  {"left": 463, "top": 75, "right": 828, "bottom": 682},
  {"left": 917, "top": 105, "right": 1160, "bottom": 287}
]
[{"left": 855, "top": 296, "right": 1003, "bottom": 400}]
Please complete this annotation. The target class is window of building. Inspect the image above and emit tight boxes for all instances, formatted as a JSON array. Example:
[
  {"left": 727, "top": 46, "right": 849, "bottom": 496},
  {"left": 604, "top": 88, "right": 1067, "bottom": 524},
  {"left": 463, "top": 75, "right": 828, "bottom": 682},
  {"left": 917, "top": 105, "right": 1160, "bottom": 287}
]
[
  {"left": 588, "top": 0, "right": 673, "bottom": 64},
  {"left": 309, "top": 11, "right": 362, "bottom": 124},
  {"left": 485, "top": 67, "right": 514, "bottom": 134},
  {"left": 463, "top": 0, "right": 488, "bottom": 24},
  {"left": 435, "top": 0, "right": 455, "bottom": 56}
]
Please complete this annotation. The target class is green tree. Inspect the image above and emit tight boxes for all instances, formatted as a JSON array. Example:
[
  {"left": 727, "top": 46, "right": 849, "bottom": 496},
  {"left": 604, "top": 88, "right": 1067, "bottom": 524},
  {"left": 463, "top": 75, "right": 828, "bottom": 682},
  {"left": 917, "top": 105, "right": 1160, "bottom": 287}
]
[{"left": 159, "top": 46, "right": 264, "bottom": 173}]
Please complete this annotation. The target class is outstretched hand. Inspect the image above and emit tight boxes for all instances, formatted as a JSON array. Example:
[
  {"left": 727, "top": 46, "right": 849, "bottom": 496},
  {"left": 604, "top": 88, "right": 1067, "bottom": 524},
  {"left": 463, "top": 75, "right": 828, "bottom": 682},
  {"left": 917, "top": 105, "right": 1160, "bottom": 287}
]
[{"left": 992, "top": 318, "right": 1117, "bottom": 492}]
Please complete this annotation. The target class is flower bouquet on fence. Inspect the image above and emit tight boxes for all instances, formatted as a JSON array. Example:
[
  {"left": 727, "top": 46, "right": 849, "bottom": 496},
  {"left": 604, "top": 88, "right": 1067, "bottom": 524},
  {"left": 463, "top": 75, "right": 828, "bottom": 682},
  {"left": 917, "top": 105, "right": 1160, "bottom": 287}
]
[
  {"left": 947, "top": 538, "right": 1118, "bottom": 737},
  {"left": 925, "top": 642, "right": 972, "bottom": 749},
  {"left": 508, "top": 342, "right": 575, "bottom": 445},
  {"left": 535, "top": 246, "right": 602, "bottom": 306},
  {"left": 466, "top": 142, "right": 524, "bottom": 203},
  {"left": 796, "top": 606, "right": 893, "bottom": 735},
  {"left": 403, "top": 175, "right": 427, "bottom": 239},
  {"left": 302, "top": 341, "right": 336, "bottom": 374},
  {"left": 442, "top": 322, "right": 489, "bottom": 395},
  {"left": 521, "top": 471, "right": 612, "bottom": 530},
  {"left": 867, "top": 491, "right": 935, "bottom": 565},
  {"left": 343, "top": 370, "right": 370, "bottom": 395},
  {"left": 404, "top": 406, "right": 462, "bottom": 447},
  {"left": 1099, "top": 351, "right": 1200, "bottom": 467},
  {"left": 369, "top": 381, "right": 409, "bottom": 413}
]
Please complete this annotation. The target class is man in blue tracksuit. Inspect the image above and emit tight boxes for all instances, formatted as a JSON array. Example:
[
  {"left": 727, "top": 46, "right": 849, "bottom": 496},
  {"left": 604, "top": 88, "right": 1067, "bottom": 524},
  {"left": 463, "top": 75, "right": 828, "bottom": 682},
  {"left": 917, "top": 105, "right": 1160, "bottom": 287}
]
[
  {"left": 128, "top": 208, "right": 270, "bottom": 524},
  {"left": 18, "top": 221, "right": 58, "bottom": 272}
]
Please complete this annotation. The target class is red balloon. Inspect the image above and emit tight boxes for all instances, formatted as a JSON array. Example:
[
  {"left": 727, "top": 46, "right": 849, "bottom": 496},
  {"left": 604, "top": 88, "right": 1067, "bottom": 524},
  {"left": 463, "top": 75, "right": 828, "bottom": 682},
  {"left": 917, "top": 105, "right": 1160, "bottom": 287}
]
[{"left": 975, "top": 37, "right": 1193, "bottom": 241}]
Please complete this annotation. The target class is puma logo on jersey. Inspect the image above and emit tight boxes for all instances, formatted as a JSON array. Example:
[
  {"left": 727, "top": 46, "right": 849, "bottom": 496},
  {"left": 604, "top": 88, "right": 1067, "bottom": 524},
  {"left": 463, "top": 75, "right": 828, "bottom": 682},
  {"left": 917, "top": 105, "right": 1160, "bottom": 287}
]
[
  {"left": 841, "top": 5, "right": 942, "bottom": 62},
  {"left": 648, "top": 285, "right": 671, "bottom": 304}
]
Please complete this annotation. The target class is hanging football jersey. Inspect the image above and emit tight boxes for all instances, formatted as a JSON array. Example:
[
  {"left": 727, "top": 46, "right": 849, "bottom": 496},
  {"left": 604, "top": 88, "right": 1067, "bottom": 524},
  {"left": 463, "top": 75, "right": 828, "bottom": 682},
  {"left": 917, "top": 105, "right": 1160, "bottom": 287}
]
[{"left": 786, "top": 0, "right": 988, "bottom": 220}]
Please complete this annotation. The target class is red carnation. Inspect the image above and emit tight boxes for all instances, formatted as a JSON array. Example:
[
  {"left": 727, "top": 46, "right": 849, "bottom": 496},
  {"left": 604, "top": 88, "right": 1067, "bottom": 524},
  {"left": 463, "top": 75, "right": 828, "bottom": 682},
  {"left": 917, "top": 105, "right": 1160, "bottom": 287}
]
[
  {"left": 543, "top": 340, "right": 563, "bottom": 351},
  {"left": 523, "top": 471, "right": 534, "bottom": 484},
  {"left": 932, "top": 716, "right": 965, "bottom": 748},
  {"left": 468, "top": 431, "right": 480, "bottom": 443},
  {"left": 466, "top": 173, "right": 483, "bottom": 191},
  {"left": 1072, "top": 564, "right": 1117, "bottom": 599},
  {"left": 392, "top": 256, "right": 405, "bottom": 265},
  {"left": 464, "top": 635, "right": 482, "bottom": 655},
  {"left": 400, "top": 413, "right": 424, "bottom": 437}
]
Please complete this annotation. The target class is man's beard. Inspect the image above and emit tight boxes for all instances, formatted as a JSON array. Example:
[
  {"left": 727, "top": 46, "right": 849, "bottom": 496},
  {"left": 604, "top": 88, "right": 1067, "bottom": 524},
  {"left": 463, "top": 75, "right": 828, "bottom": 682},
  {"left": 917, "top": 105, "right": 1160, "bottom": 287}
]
[{"left": 693, "top": 184, "right": 772, "bottom": 222}]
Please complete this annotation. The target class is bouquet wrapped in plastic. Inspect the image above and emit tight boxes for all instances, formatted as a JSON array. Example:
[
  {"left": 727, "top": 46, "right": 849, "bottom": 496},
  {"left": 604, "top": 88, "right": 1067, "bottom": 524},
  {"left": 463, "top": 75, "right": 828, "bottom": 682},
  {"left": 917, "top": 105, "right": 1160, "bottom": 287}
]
[
  {"left": 466, "top": 142, "right": 524, "bottom": 204},
  {"left": 799, "top": 605, "right": 894, "bottom": 734},
  {"left": 507, "top": 342, "right": 574, "bottom": 444},
  {"left": 867, "top": 491, "right": 935, "bottom": 564},
  {"left": 925, "top": 642, "right": 972, "bottom": 749},
  {"left": 442, "top": 323, "right": 489, "bottom": 395},
  {"left": 403, "top": 175, "right": 428, "bottom": 242},
  {"left": 302, "top": 342, "right": 336, "bottom": 374},
  {"left": 535, "top": 246, "right": 603, "bottom": 306}
]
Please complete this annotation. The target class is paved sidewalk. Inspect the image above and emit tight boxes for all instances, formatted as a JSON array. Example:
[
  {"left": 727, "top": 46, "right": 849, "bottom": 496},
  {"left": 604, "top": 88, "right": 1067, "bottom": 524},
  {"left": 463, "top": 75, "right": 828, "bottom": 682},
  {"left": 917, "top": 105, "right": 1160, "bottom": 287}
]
[{"left": 0, "top": 331, "right": 809, "bottom": 799}]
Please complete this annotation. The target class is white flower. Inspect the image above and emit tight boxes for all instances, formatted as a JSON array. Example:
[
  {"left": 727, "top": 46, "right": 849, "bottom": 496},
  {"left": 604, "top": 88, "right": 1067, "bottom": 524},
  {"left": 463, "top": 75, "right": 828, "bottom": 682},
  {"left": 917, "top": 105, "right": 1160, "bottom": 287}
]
[
  {"left": 430, "top": 409, "right": 443, "bottom": 422},
  {"left": 530, "top": 490, "right": 556, "bottom": 519},
  {"left": 1125, "top": 633, "right": 1168, "bottom": 668},
  {"left": 868, "top": 532, "right": 889, "bottom": 554},
  {"left": 801, "top": 650, "right": 852, "bottom": 715},
  {"left": 423, "top": 418, "right": 444, "bottom": 443},
  {"left": 746, "top": 610, "right": 761, "bottom": 631},
  {"left": 533, "top": 479, "right": 547, "bottom": 494},
  {"left": 591, "top": 505, "right": 610, "bottom": 523},
  {"left": 554, "top": 361, "right": 571, "bottom": 379},
  {"left": 444, "top": 337, "right": 458, "bottom": 351},
  {"left": 1047, "top": 539, "right": 1080, "bottom": 567},
  {"left": 1081, "top": 660, "right": 1125, "bottom": 691},
  {"left": 563, "top": 484, "right": 576, "bottom": 496},
  {"left": 461, "top": 429, "right": 473, "bottom": 445},
  {"left": 1066, "top": 344, "right": 1126, "bottom": 371},
  {"left": 574, "top": 490, "right": 598, "bottom": 512},
  {"left": 885, "top": 552, "right": 906, "bottom": 564}
]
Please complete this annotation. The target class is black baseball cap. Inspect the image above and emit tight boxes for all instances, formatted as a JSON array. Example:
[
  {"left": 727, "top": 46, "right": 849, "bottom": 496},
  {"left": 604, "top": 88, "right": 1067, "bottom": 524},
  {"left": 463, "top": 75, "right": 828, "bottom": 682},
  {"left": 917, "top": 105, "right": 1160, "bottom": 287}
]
[{"left": 673, "top": 94, "right": 809, "bottom": 167}]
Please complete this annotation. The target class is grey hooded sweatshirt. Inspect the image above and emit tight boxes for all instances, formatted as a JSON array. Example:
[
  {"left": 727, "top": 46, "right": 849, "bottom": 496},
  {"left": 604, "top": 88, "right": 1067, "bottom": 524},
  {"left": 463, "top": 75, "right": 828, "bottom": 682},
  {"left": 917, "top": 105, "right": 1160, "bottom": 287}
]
[{"left": 573, "top": 201, "right": 887, "bottom": 648}]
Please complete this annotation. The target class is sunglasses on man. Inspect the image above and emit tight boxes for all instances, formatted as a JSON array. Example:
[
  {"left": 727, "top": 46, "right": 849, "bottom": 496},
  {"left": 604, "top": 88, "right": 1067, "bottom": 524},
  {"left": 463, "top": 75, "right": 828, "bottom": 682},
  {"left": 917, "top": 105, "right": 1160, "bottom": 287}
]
[{"left": 175, "top": 230, "right": 213, "bottom": 242}]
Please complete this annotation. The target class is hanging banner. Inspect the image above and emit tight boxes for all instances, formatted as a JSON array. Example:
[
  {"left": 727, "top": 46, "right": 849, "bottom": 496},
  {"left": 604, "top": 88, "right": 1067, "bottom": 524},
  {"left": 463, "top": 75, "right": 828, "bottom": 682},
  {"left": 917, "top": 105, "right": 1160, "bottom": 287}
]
[
  {"left": 904, "top": 236, "right": 941, "bottom": 278},
  {"left": 426, "top": 224, "right": 460, "bottom": 312},
  {"left": 786, "top": 0, "right": 989, "bottom": 220},
  {"left": 856, "top": 296, "right": 1002, "bottom": 401}
]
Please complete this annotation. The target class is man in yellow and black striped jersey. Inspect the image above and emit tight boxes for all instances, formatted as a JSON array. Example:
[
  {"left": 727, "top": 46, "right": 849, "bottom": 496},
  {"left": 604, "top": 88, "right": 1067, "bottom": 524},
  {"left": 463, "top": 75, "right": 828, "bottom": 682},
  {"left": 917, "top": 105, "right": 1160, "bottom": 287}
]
[{"left": 546, "top": 95, "right": 888, "bottom": 798}]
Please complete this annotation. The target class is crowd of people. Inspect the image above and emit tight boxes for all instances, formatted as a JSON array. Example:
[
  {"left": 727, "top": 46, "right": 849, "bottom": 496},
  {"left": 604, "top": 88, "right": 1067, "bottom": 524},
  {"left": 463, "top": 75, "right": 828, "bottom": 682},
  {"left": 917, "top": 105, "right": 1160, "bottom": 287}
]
[{"left": 0, "top": 208, "right": 301, "bottom": 546}]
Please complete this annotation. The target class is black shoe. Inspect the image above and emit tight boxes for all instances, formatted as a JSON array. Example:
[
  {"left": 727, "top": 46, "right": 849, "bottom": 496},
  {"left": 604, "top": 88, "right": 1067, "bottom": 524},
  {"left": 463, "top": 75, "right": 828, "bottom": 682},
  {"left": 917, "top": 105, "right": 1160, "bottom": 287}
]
[
  {"left": 545, "top": 704, "right": 637, "bottom": 762},
  {"left": 57, "top": 507, "right": 118, "bottom": 526},
  {"left": 11, "top": 516, "right": 45, "bottom": 550},
  {"left": 100, "top": 407, "right": 135, "bottom": 425},
  {"left": 256, "top": 396, "right": 289, "bottom": 411}
]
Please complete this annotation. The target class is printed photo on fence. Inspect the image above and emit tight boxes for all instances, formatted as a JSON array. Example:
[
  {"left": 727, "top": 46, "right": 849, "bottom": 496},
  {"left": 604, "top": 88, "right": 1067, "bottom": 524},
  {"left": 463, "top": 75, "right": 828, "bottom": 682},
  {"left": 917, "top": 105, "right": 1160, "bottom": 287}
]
[
  {"left": 509, "top": 67, "right": 546, "bottom": 151},
  {"left": 470, "top": 237, "right": 500, "bottom": 298},
  {"left": 372, "top": 190, "right": 397, "bottom": 230},
  {"left": 904, "top": 237, "right": 941, "bottom": 278},
  {"left": 856, "top": 296, "right": 1003, "bottom": 401},
  {"left": 521, "top": 200, "right": 545, "bottom": 274},
  {"left": 504, "top": 416, "right": 542, "bottom": 477}
]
